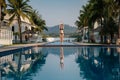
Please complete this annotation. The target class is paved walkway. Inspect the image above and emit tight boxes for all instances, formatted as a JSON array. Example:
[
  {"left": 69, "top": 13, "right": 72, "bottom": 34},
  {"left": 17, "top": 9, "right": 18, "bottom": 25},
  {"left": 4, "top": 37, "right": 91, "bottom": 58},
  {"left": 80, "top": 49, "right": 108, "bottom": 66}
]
[
  {"left": 0, "top": 42, "right": 46, "bottom": 52},
  {"left": 74, "top": 42, "right": 120, "bottom": 45}
]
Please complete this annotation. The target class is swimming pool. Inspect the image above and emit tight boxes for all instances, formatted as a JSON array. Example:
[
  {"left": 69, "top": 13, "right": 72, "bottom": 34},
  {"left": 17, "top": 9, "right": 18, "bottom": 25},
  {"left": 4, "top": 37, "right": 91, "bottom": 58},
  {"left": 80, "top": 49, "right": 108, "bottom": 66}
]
[
  {"left": 45, "top": 41, "right": 76, "bottom": 45},
  {"left": 0, "top": 43, "right": 119, "bottom": 80}
]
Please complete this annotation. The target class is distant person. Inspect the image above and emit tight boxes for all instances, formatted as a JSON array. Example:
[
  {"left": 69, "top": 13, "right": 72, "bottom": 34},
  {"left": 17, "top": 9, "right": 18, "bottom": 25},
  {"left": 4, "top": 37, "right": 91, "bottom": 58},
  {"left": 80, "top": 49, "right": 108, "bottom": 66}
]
[
  {"left": 60, "top": 47, "right": 64, "bottom": 69},
  {"left": 25, "top": 35, "right": 28, "bottom": 41},
  {"left": 59, "top": 23, "right": 64, "bottom": 43}
]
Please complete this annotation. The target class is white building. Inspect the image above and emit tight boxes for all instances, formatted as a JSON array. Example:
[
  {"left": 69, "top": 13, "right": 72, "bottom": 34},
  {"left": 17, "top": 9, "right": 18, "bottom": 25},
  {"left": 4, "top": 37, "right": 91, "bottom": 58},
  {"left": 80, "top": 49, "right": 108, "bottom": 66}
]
[
  {"left": 0, "top": 14, "right": 37, "bottom": 45},
  {"left": 0, "top": 21, "right": 13, "bottom": 45},
  {"left": 5, "top": 14, "right": 35, "bottom": 41},
  {"left": 93, "top": 21, "right": 101, "bottom": 43},
  {"left": 78, "top": 21, "right": 100, "bottom": 43},
  {"left": 78, "top": 26, "right": 88, "bottom": 42}
]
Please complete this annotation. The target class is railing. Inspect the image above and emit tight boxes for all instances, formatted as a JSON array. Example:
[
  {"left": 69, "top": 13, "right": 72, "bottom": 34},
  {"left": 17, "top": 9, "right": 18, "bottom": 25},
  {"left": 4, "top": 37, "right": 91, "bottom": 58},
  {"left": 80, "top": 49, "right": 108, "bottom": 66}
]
[{"left": 0, "top": 28, "right": 13, "bottom": 45}]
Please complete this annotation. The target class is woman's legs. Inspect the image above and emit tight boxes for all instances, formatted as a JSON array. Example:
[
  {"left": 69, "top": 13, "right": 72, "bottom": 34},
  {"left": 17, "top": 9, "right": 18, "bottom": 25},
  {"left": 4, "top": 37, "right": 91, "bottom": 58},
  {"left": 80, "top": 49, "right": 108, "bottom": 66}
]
[{"left": 60, "top": 34, "right": 64, "bottom": 42}]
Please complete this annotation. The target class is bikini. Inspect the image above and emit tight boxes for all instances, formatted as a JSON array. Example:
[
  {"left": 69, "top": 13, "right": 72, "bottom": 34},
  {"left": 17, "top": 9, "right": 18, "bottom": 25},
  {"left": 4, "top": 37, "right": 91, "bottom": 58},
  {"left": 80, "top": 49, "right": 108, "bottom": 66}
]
[{"left": 59, "top": 25, "right": 64, "bottom": 37}]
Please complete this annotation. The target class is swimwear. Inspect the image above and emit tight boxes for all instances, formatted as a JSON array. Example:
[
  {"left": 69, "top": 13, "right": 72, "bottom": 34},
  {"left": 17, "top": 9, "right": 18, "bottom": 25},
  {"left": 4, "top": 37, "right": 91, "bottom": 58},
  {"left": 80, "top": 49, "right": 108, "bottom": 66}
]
[
  {"left": 60, "top": 29, "right": 64, "bottom": 30},
  {"left": 60, "top": 33, "right": 64, "bottom": 35}
]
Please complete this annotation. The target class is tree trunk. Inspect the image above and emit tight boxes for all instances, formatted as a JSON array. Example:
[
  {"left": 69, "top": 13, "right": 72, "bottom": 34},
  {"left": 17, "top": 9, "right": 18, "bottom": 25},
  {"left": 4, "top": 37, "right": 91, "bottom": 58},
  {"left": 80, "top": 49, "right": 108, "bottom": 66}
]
[
  {"left": 104, "top": 35, "right": 107, "bottom": 43},
  {"left": 118, "top": 21, "right": 120, "bottom": 38},
  {"left": 119, "top": 13, "right": 120, "bottom": 38},
  {"left": 100, "top": 17, "right": 103, "bottom": 43},
  {"left": 116, "top": 9, "right": 120, "bottom": 45},
  {"left": 88, "top": 27, "right": 90, "bottom": 43},
  {"left": 110, "top": 34, "right": 113, "bottom": 43},
  {"left": 17, "top": 53, "right": 22, "bottom": 79},
  {"left": 18, "top": 53, "right": 22, "bottom": 72},
  {"left": 0, "top": 4, "right": 1, "bottom": 28},
  {"left": 18, "top": 16, "right": 22, "bottom": 43},
  {"left": 91, "top": 29, "right": 95, "bottom": 43}
]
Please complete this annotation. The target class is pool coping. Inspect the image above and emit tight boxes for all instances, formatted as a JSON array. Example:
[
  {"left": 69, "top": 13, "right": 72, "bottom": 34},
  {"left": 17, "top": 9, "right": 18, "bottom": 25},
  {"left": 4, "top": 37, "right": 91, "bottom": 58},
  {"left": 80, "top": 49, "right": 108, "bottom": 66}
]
[
  {"left": 0, "top": 42, "right": 120, "bottom": 54},
  {"left": 37, "top": 44, "right": 120, "bottom": 47},
  {"left": 37, "top": 42, "right": 120, "bottom": 47},
  {"left": 0, "top": 43, "right": 46, "bottom": 54}
]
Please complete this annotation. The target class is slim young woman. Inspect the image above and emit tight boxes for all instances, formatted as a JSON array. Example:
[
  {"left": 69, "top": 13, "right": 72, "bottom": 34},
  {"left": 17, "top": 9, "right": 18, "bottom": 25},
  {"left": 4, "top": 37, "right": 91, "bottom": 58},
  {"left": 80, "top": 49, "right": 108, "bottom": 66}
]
[{"left": 59, "top": 23, "right": 64, "bottom": 43}]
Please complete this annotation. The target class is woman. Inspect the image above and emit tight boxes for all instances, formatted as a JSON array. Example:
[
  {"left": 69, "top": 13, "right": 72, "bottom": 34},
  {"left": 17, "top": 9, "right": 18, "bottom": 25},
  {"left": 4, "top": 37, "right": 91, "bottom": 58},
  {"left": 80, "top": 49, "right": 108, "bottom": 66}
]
[
  {"left": 60, "top": 47, "right": 64, "bottom": 69},
  {"left": 59, "top": 23, "right": 64, "bottom": 43}
]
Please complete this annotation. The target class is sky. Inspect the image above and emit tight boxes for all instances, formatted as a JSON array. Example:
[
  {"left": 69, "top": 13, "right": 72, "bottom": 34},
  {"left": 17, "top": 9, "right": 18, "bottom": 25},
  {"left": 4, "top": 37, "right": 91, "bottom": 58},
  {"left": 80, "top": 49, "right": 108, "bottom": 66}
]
[{"left": 29, "top": 0, "right": 88, "bottom": 27}]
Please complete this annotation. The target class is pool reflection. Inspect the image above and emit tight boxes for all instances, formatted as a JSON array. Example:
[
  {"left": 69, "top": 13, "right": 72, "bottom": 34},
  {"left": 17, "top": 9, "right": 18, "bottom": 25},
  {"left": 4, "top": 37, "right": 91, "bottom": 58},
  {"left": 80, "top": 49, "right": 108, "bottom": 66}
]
[
  {"left": 60, "top": 47, "right": 64, "bottom": 69},
  {"left": 0, "top": 46, "right": 119, "bottom": 80},
  {"left": 75, "top": 47, "right": 120, "bottom": 80},
  {"left": 0, "top": 47, "right": 47, "bottom": 80}
]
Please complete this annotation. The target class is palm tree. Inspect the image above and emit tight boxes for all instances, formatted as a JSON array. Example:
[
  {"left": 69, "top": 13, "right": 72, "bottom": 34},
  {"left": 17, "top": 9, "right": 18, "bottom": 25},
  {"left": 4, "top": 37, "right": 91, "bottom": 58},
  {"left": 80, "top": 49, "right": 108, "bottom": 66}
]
[
  {"left": 0, "top": 0, "right": 6, "bottom": 28},
  {"left": 101, "top": 0, "right": 119, "bottom": 43},
  {"left": 76, "top": 4, "right": 93, "bottom": 42},
  {"left": 7, "top": 0, "right": 33, "bottom": 43},
  {"left": 114, "top": 0, "right": 120, "bottom": 38},
  {"left": 76, "top": 0, "right": 120, "bottom": 44},
  {"left": 75, "top": 16, "right": 85, "bottom": 42},
  {"left": 29, "top": 10, "right": 48, "bottom": 33},
  {"left": 0, "top": 1, "right": 6, "bottom": 78},
  {"left": 89, "top": 0, "right": 105, "bottom": 43}
]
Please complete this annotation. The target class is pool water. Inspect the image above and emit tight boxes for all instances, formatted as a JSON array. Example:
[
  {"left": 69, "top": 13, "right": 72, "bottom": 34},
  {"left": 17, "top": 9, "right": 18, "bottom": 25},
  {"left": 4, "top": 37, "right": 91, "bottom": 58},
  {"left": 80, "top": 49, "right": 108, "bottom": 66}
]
[
  {"left": 45, "top": 41, "right": 75, "bottom": 45},
  {"left": 0, "top": 45, "right": 120, "bottom": 80}
]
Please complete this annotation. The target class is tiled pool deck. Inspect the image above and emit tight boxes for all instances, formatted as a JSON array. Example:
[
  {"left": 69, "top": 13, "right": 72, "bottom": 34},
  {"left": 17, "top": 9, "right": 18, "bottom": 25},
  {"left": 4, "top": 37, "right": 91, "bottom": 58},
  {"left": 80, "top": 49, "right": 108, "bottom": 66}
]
[{"left": 0, "top": 42, "right": 120, "bottom": 53}]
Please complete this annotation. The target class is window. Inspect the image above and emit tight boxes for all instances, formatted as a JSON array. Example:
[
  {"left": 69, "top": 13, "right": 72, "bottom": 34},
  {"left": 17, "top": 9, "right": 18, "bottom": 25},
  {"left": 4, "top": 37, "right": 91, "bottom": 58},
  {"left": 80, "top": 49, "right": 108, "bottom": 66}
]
[
  {"left": 25, "top": 26, "right": 28, "bottom": 31},
  {"left": 31, "top": 27, "right": 34, "bottom": 31},
  {"left": 12, "top": 26, "right": 14, "bottom": 32}
]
